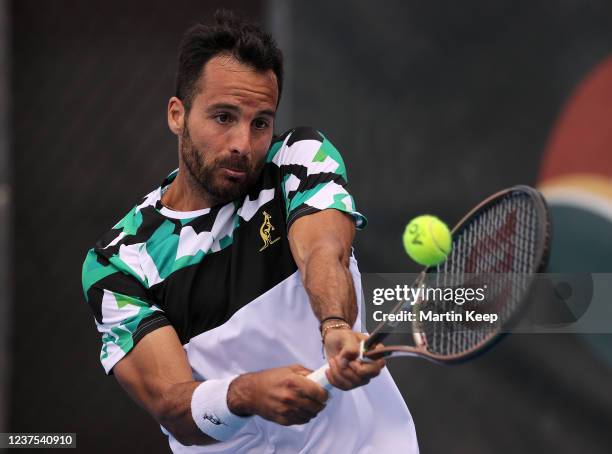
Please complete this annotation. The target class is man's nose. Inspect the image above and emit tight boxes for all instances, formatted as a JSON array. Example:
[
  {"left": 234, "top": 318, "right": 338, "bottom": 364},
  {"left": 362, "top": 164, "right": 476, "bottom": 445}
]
[{"left": 230, "top": 122, "right": 252, "bottom": 156}]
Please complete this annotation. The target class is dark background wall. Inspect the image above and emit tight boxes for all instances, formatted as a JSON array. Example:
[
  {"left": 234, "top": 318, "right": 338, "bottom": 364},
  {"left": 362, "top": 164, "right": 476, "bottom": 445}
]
[
  {"left": 284, "top": 1, "right": 612, "bottom": 272},
  {"left": 6, "top": 0, "right": 612, "bottom": 453},
  {"left": 0, "top": 0, "right": 10, "bottom": 435}
]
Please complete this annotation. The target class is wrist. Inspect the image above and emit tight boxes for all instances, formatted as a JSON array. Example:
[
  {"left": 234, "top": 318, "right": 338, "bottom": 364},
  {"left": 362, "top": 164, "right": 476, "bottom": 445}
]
[
  {"left": 191, "top": 376, "right": 251, "bottom": 441},
  {"left": 319, "top": 315, "right": 348, "bottom": 326},
  {"left": 319, "top": 316, "right": 350, "bottom": 333},
  {"left": 226, "top": 373, "right": 255, "bottom": 417},
  {"left": 321, "top": 321, "right": 351, "bottom": 344}
]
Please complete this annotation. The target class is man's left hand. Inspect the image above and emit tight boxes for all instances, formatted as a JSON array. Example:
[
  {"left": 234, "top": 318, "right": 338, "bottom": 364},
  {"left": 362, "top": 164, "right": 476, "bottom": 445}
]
[{"left": 322, "top": 328, "right": 385, "bottom": 391}]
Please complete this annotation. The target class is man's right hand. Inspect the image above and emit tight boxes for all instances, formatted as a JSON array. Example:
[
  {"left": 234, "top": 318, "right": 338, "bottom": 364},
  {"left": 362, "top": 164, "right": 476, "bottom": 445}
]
[{"left": 227, "top": 365, "right": 329, "bottom": 426}]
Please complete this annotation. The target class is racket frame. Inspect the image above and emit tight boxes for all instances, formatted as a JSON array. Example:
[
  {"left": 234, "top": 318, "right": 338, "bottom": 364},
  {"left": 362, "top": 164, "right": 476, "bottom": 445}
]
[{"left": 362, "top": 185, "right": 552, "bottom": 364}]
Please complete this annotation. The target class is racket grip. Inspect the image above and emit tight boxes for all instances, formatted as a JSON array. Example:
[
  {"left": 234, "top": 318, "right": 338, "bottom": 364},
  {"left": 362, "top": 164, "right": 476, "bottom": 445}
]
[
  {"left": 307, "top": 340, "right": 370, "bottom": 391},
  {"left": 306, "top": 363, "right": 334, "bottom": 391}
]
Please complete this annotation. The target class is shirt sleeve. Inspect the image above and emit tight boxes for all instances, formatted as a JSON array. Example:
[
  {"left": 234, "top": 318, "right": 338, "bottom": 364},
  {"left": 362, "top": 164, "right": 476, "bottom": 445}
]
[
  {"left": 269, "top": 127, "right": 367, "bottom": 229},
  {"left": 82, "top": 247, "right": 171, "bottom": 375}
]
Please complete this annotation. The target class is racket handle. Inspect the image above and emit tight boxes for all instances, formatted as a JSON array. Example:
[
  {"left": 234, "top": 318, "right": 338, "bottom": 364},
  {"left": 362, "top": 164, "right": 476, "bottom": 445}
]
[
  {"left": 307, "top": 340, "right": 370, "bottom": 391},
  {"left": 306, "top": 363, "right": 334, "bottom": 391}
]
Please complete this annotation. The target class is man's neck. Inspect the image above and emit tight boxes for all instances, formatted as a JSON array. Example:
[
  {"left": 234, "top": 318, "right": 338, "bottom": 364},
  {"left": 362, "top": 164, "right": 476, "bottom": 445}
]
[{"left": 161, "top": 165, "right": 215, "bottom": 211}]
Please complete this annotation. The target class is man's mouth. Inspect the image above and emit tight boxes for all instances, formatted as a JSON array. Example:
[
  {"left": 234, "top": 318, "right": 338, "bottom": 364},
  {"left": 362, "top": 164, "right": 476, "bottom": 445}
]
[{"left": 220, "top": 167, "right": 248, "bottom": 180}]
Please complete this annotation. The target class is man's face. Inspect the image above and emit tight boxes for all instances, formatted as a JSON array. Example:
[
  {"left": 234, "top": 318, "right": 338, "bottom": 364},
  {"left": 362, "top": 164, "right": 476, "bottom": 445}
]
[{"left": 180, "top": 55, "right": 278, "bottom": 204}]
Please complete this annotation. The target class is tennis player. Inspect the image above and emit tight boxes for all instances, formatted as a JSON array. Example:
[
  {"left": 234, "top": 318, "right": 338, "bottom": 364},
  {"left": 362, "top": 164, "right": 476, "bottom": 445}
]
[{"left": 81, "top": 10, "right": 418, "bottom": 453}]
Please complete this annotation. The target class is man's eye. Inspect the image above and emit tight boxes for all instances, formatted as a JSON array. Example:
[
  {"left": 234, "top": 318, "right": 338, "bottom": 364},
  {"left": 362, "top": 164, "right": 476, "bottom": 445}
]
[
  {"left": 215, "top": 113, "right": 232, "bottom": 124},
  {"left": 253, "top": 119, "right": 269, "bottom": 130}
]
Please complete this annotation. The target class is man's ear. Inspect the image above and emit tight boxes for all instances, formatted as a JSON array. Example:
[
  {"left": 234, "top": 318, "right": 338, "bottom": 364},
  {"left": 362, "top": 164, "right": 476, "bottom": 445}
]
[{"left": 167, "top": 97, "right": 186, "bottom": 135}]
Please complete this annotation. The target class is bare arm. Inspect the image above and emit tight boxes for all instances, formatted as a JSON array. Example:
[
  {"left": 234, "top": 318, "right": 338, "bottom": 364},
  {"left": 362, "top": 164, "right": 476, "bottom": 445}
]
[
  {"left": 113, "top": 326, "right": 215, "bottom": 446},
  {"left": 288, "top": 209, "right": 357, "bottom": 324},
  {"left": 288, "top": 209, "right": 385, "bottom": 390},
  {"left": 113, "top": 325, "right": 328, "bottom": 445}
]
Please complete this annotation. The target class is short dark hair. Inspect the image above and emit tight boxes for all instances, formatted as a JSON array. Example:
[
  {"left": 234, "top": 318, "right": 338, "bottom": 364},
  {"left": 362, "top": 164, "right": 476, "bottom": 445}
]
[{"left": 175, "top": 10, "right": 284, "bottom": 111}]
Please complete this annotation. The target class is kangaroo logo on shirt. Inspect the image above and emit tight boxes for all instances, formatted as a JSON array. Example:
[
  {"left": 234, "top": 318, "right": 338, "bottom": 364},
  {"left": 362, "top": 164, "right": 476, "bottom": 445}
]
[{"left": 259, "top": 211, "right": 280, "bottom": 252}]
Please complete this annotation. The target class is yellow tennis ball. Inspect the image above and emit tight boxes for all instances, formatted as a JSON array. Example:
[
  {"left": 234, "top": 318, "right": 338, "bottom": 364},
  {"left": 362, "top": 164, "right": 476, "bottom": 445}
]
[{"left": 403, "top": 215, "right": 452, "bottom": 267}]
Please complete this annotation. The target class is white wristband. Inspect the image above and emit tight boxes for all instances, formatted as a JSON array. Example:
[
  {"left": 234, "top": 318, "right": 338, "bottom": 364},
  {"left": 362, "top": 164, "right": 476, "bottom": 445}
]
[{"left": 190, "top": 376, "right": 251, "bottom": 442}]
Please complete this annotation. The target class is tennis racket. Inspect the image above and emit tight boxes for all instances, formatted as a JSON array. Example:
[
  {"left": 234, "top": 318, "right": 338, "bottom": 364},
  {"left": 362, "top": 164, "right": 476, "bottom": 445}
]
[{"left": 307, "top": 185, "right": 551, "bottom": 390}]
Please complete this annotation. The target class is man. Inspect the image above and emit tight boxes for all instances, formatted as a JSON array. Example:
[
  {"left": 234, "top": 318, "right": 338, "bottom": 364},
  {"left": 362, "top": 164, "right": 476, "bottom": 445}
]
[{"left": 81, "top": 10, "right": 418, "bottom": 453}]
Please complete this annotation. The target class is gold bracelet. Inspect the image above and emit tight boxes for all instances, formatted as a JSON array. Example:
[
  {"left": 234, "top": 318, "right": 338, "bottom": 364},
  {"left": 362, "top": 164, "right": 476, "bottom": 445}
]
[
  {"left": 319, "top": 316, "right": 349, "bottom": 331},
  {"left": 321, "top": 322, "right": 351, "bottom": 343}
]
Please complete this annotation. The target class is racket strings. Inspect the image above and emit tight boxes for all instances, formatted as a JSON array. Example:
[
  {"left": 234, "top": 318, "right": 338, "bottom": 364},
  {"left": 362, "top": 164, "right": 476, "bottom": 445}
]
[{"left": 418, "top": 192, "right": 540, "bottom": 358}]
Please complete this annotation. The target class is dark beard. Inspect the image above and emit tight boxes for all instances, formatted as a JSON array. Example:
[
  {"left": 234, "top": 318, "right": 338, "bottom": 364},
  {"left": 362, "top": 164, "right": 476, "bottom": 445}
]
[{"left": 180, "top": 125, "right": 262, "bottom": 204}]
